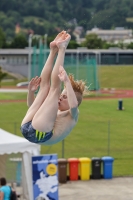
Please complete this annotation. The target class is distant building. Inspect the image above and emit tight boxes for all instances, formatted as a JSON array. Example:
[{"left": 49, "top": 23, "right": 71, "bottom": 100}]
[{"left": 86, "top": 27, "right": 133, "bottom": 42}]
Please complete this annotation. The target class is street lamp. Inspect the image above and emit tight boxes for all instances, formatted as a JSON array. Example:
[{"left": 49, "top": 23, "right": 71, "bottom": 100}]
[
  {"left": 44, "top": 34, "right": 48, "bottom": 62},
  {"left": 44, "top": 34, "right": 48, "bottom": 48},
  {"left": 28, "top": 34, "right": 33, "bottom": 81}
]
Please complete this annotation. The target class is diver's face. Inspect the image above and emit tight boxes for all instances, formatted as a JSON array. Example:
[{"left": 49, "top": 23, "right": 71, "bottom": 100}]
[{"left": 58, "top": 89, "right": 70, "bottom": 111}]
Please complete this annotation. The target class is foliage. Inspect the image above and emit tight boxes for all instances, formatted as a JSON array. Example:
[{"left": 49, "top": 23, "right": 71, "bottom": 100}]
[
  {"left": 10, "top": 34, "right": 28, "bottom": 48},
  {"left": 67, "top": 40, "right": 81, "bottom": 49},
  {"left": 81, "top": 33, "right": 105, "bottom": 49},
  {"left": 0, "top": 28, "right": 6, "bottom": 48},
  {"left": 0, "top": 66, "right": 7, "bottom": 87},
  {"left": 0, "top": 0, "right": 133, "bottom": 41},
  {"left": 127, "top": 42, "right": 133, "bottom": 49}
]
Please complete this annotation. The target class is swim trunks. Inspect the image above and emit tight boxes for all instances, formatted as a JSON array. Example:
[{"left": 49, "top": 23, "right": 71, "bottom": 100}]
[{"left": 20, "top": 121, "right": 53, "bottom": 144}]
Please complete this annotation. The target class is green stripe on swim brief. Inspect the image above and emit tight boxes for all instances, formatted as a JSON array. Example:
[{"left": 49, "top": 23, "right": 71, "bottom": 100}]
[{"left": 35, "top": 130, "right": 46, "bottom": 141}]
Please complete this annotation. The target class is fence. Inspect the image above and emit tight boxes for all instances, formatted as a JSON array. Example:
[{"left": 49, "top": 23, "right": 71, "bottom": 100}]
[
  {"left": 1, "top": 120, "right": 133, "bottom": 177},
  {"left": 31, "top": 45, "right": 100, "bottom": 90}
]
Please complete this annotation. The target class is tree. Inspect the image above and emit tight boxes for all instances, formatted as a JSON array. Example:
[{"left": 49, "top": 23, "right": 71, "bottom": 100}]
[
  {"left": 10, "top": 34, "right": 28, "bottom": 48},
  {"left": 127, "top": 42, "right": 133, "bottom": 49},
  {"left": 81, "top": 33, "right": 104, "bottom": 49},
  {"left": 0, "top": 66, "right": 7, "bottom": 87},
  {"left": 0, "top": 28, "right": 6, "bottom": 48},
  {"left": 67, "top": 40, "right": 81, "bottom": 49}
]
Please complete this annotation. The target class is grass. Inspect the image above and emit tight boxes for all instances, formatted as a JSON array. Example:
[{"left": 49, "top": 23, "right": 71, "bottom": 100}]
[
  {"left": 0, "top": 96, "right": 133, "bottom": 176},
  {"left": 0, "top": 93, "right": 27, "bottom": 100},
  {"left": 1, "top": 65, "right": 133, "bottom": 177},
  {"left": 98, "top": 65, "right": 133, "bottom": 89}
]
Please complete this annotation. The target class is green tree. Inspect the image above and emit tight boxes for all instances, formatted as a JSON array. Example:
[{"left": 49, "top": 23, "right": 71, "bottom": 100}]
[
  {"left": 81, "top": 33, "right": 104, "bottom": 49},
  {"left": 0, "top": 66, "right": 7, "bottom": 87},
  {"left": 10, "top": 34, "right": 28, "bottom": 48},
  {"left": 0, "top": 27, "right": 6, "bottom": 48},
  {"left": 67, "top": 40, "right": 81, "bottom": 49},
  {"left": 127, "top": 42, "right": 133, "bottom": 49}
]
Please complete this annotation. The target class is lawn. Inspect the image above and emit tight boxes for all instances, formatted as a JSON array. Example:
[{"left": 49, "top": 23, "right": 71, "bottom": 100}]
[
  {"left": 99, "top": 65, "right": 133, "bottom": 89},
  {"left": 1, "top": 65, "right": 133, "bottom": 177},
  {"left": 0, "top": 97, "right": 133, "bottom": 176},
  {"left": 0, "top": 92, "right": 27, "bottom": 100}
]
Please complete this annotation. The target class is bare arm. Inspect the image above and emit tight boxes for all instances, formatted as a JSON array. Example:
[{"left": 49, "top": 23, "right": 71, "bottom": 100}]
[
  {"left": 27, "top": 76, "right": 41, "bottom": 107},
  {"left": 0, "top": 191, "right": 4, "bottom": 200},
  {"left": 58, "top": 65, "right": 78, "bottom": 117}
]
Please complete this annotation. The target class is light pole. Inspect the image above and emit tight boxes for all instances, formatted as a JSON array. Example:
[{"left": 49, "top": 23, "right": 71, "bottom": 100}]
[
  {"left": 44, "top": 34, "right": 48, "bottom": 48},
  {"left": 28, "top": 34, "right": 32, "bottom": 81},
  {"left": 44, "top": 34, "right": 48, "bottom": 63}
]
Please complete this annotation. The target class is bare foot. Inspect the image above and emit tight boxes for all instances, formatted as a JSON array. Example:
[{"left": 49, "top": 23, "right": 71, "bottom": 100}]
[
  {"left": 56, "top": 33, "right": 71, "bottom": 49},
  {"left": 50, "top": 31, "right": 65, "bottom": 51}
]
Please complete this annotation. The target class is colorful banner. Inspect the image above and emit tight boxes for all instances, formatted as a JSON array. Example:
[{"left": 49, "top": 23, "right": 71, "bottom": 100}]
[{"left": 32, "top": 154, "right": 58, "bottom": 200}]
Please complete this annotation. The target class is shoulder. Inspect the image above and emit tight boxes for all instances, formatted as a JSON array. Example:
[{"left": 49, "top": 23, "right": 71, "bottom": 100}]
[
  {"left": 0, "top": 186, "right": 4, "bottom": 190},
  {"left": 0, "top": 185, "right": 10, "bottom": 191}
]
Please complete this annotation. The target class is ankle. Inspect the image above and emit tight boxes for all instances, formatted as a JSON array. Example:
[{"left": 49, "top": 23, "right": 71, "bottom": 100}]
[
  {"left": 58, "top": 47, "right": 66, "bottom": 53},
  {"left": 50, "top": 48, "right": 58, "bottom": 55},
  {"left": 58, "top": 46, "right": 66, "bottom": 51}
]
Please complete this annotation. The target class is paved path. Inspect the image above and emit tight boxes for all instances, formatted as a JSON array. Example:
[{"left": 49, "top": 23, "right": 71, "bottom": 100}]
[
  {"left": 59, "top": 177, "right": 133, "bottom": 200},
  {"left": 0, "top": 88, "right": 27, "bottom": 93}
]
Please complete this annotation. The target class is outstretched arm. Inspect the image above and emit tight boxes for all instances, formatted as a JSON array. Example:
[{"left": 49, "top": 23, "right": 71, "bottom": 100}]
[
  {"left": 27, "top": 76, "right": 41, "bottom": 107},
  {"left": 58, "top": 65, "right": 78, "bottom": 117}
]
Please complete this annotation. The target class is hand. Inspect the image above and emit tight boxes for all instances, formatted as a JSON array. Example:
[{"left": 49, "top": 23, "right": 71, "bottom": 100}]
[
  {"left": 58, "top": 65, "right": 69, "bottom": 82},
  {"left": 28, "top": 76, "right": 41, "bottom": 92}
]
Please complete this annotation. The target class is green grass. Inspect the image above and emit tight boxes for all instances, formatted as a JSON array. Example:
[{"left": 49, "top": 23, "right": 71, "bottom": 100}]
[
  {"left": 1, "top": 64, "right": 133, "bottom": 178},
  {"left": 0, "top": 93, "right": 27, "bottom": 100},
  {"left": 99, "top": 65, "right": 133, "bottom": 89},
  {"left": 0, "top": 96, "right": 133, "bottom": 176}
]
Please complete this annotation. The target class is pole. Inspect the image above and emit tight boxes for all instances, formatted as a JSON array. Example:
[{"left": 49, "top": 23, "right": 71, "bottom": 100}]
[
  {"left": 28, "top": 34, "right": 32, "bottom": 81},
  {"left": 76, "top": 50, "right": 79, "bottom": 79},
  {"left": 44, "top": 34, "right": 48, "bottom": 63},
  {"left": 14, "top": 122, "right": 17, "bottom": 135},
  {"left": 62, "top": 140, "right": 65, "bottom": 158},
  {"left": 108, "top": 120, "right": 110, "bottom": 156}
]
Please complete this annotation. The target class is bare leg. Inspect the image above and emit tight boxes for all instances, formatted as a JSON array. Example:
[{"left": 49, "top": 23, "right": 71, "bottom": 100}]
[
  {"left": 32, "top": 33, "right": 71, "bottom": 132},
  {"left": 21, "top": 31, "right": 65, "bottom": 126}
]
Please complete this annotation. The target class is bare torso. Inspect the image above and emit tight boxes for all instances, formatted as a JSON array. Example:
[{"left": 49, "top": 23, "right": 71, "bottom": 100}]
[{"left": 44, "top": 109, "right": 79, "bottom": 145}]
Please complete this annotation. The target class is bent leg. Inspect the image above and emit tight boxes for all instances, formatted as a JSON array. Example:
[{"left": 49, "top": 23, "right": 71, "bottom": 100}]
[{"left": 32, "top": 33, "right": 71, "bottom": 132}]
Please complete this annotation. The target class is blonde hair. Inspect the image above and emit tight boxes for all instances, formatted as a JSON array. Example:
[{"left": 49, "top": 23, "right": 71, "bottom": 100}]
[{"left": 68, "top": 74, "right": 86, "bottom": 106}]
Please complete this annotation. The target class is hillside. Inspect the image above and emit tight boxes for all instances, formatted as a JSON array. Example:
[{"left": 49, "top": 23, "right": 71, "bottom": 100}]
[{"left": 0, "top": 0, "right": 133, "bottom": 40}]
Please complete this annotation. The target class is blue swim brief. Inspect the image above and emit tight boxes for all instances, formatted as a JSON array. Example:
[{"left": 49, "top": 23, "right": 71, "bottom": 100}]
[{"left": 20, "top": 121, "right": 53, "bottom": 144}]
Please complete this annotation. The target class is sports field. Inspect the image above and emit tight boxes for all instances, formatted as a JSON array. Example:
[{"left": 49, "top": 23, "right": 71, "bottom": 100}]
[{"left": 0, "top": 65, "right": 133, "bottom": 177}]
